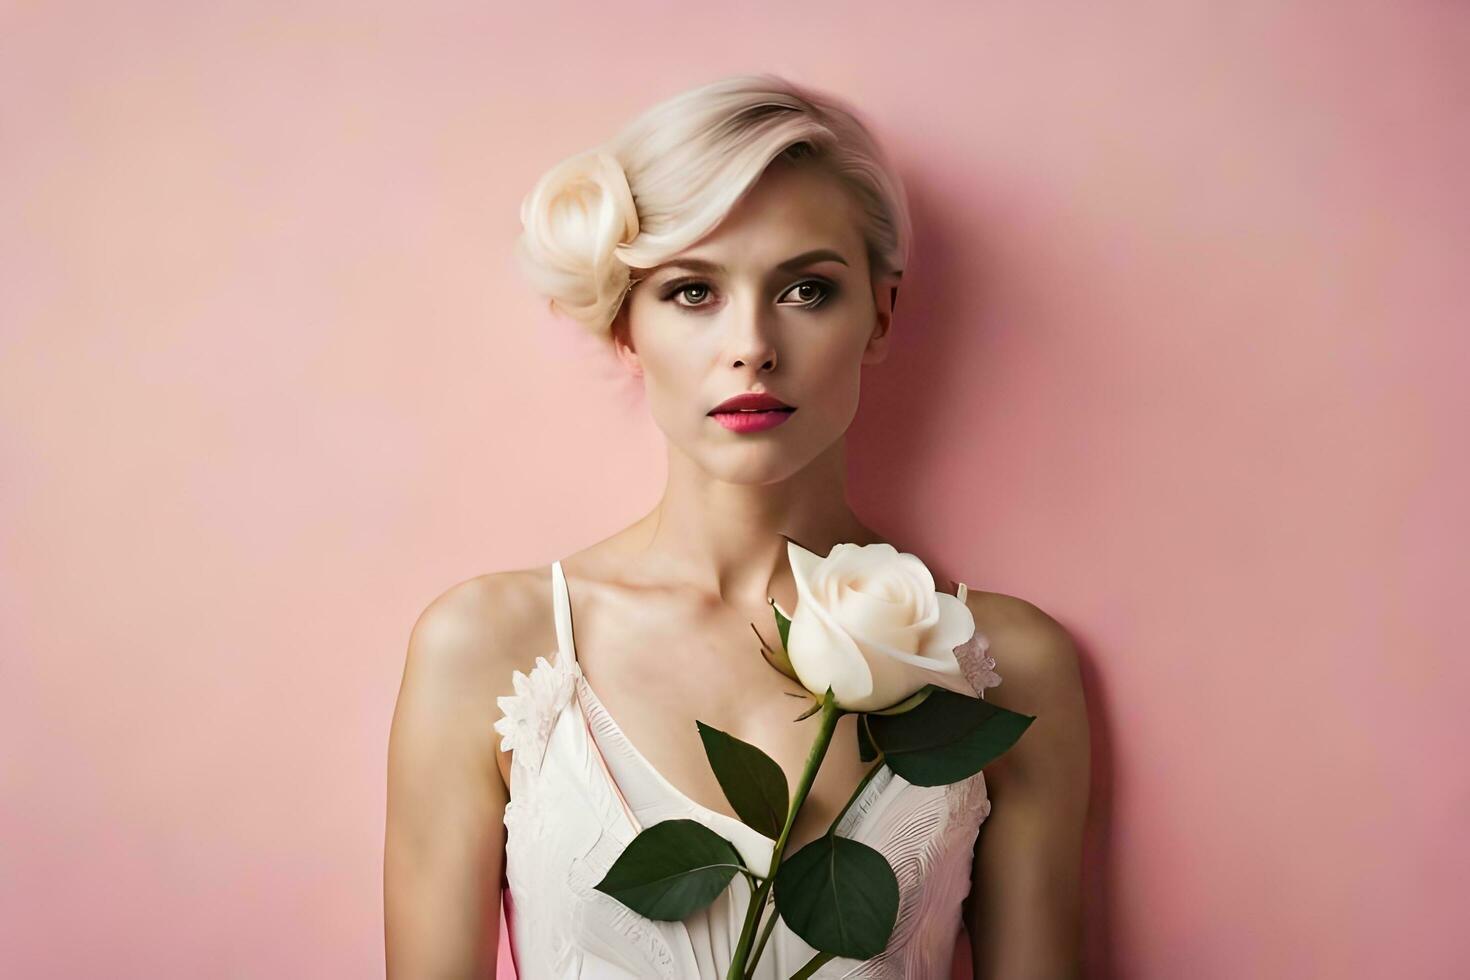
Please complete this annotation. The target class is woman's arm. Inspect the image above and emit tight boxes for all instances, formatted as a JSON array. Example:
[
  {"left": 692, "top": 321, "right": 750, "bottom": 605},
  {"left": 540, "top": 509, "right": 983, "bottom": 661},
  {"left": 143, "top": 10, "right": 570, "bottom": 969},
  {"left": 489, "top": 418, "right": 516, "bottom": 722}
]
[
  {"left": 385, "top": 577, "right": 520, "bottom": 979},
  {"left": 963, "top": 593, "right": 1092, "bottom": 979}
]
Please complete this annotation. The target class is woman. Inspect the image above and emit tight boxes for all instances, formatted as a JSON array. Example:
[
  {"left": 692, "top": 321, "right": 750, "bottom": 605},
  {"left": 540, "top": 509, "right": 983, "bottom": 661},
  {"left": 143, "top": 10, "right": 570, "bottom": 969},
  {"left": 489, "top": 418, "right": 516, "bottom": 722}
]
[{"left": 385, "top": 74, "right": 1091, "bottom": 978}]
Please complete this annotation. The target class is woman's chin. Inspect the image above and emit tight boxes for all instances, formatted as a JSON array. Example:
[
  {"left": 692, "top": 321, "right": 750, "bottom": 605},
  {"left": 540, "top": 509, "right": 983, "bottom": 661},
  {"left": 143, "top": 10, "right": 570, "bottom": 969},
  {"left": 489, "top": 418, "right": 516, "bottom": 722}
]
[{"left": 692, "top": 445, "right": 832, "bottom": 486}]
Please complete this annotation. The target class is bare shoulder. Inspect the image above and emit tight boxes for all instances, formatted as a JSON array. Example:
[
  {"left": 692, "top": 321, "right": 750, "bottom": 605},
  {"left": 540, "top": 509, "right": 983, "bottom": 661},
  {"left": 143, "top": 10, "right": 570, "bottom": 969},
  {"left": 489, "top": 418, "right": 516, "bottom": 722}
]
[
  {"left": 390, "top": 563, "right": 563, "bottom": 779},
  {"left": 403, "top": 565, "right": 556, "bottom": 694},
  {"left": 960, "top": 588, "right": 1091, "bottom": 791},
  {"left": 959, "top": 589, "right": 1091, "bottom": 974},
  {"left": 963, "top": 589, "right": 1085, "bottom": 715},
  {"left": 384, "top": 566, "right": 555, "bottom": 976}
]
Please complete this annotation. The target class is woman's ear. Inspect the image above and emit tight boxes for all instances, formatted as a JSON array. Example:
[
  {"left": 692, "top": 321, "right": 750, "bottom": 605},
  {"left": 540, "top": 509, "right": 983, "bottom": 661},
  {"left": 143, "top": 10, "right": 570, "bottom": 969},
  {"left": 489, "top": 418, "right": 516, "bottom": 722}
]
[
  {"left": 863, "top": 276, "right": 898, "bottom": 365},
  {"left": 611, "top": 305, "right": 642, "bottom": 377}
]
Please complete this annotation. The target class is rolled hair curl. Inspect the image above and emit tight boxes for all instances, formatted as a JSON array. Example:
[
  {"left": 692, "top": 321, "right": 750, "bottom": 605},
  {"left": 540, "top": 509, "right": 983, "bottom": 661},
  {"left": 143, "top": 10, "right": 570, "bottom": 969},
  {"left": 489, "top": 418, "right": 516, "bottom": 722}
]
[{"left": 513, "top": 73, "right": 913, "bottom": 339}]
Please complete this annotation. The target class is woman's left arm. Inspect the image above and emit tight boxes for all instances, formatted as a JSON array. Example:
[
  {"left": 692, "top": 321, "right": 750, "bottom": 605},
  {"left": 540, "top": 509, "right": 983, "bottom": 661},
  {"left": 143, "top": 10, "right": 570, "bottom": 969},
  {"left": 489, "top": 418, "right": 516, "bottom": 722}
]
[{"left": 962, "top": 593, "right": 1092, "bottom": 979}]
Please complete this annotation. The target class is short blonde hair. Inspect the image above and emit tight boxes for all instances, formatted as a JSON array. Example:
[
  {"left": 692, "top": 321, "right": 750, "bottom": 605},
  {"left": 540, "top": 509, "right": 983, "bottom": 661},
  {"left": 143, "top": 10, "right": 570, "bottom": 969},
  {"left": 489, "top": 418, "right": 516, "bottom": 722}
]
[{"left": 514, "top": 73, "right": 913, "bottom": 338}]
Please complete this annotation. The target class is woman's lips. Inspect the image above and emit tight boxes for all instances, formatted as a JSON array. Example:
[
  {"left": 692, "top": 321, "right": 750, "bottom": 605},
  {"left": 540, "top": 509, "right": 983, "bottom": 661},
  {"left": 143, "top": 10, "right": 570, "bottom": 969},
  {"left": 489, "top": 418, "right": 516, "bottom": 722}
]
[{"left": 709, "top": 407, "right": 797, "bottom": 433}]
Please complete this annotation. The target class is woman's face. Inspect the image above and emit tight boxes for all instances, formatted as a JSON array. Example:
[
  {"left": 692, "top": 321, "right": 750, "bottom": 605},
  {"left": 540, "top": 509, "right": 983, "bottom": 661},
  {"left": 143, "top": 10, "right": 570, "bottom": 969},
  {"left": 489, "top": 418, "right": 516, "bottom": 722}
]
[{"left": 612, "top": 159, "right": 896, "bottom": 485}]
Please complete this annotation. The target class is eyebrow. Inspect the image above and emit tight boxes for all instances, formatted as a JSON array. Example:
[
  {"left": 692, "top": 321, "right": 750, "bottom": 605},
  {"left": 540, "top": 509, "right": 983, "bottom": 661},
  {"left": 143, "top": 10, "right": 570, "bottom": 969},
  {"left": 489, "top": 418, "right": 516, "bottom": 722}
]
[{"left": 655, "top": 248, "right": 850, "bottom": 276}]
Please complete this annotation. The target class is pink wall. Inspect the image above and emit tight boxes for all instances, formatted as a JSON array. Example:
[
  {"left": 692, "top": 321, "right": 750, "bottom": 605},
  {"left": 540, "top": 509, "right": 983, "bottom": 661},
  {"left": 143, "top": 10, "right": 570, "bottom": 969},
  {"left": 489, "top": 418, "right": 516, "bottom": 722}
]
[{"left": 2, "top": 2, "right": 1464, "bottom": 977}]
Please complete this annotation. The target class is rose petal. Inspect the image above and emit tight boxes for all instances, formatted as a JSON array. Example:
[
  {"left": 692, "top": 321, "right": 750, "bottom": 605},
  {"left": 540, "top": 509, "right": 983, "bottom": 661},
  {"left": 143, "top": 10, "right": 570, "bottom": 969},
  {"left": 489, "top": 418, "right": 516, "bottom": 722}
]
[
  {"left": 787, "top": 539, "right": 874, "bottom": 704},
  {"left": 787, "top": 609, "right": 874, "bottom": 708},
  {"left": 786, "top": 538, "right": 827, "bottom": 589},
  {"left": 923, "top": 592, "right": 979, "bottom": 657},
  {"left": 835, "top": 587, "right": 922, "bottom": 655}
]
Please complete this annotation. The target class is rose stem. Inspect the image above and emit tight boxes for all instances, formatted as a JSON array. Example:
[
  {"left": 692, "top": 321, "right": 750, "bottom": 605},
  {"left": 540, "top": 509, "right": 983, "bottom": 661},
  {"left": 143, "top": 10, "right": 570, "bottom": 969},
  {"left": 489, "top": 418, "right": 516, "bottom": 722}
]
[
  {"left": 791, "top": 952, "right": 836, "bottom": 979},
  {"left": 742, "top": 751, "right": 888, "bottom": 977},
  {"left": 725, "top": 690, "right": 841, "bottom": 980}
]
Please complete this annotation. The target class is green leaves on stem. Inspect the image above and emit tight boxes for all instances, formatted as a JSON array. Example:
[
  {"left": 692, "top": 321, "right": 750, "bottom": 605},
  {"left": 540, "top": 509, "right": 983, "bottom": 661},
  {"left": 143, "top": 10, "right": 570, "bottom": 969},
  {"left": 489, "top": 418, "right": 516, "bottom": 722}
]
[
  {"left": 764, "top": 685, "right": 1032, "bottom": 960},
  {"left": 594, "top": 675, "right": 1036, "bottom": 972},
  {"left": 866, "top": 686, "right": 1035, "bottom": 786},
  {"left": 725, "top": 689, "right": 842, "bottom": 980},
  {"left": 771, "top": 598, "right": 792, "bottom": 653},
  {"left": 697, "top": 721, "right": 789, "bottom": 841},
  {"left": 753, "top": 598, "right": 798, "bottom": 683},
  {"left": 592, "top": 819, "right": 748, "bottom": 921},
  {"left": 773, "top": 834, "right": 899, "bottom": 960}
]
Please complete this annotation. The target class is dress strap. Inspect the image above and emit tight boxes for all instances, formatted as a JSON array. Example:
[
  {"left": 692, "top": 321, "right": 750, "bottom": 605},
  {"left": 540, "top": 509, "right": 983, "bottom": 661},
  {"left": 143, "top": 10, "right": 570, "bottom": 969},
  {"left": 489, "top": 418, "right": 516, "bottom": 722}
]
[{"left": 550, "top": 560, "right": 576, "bottom": 667}]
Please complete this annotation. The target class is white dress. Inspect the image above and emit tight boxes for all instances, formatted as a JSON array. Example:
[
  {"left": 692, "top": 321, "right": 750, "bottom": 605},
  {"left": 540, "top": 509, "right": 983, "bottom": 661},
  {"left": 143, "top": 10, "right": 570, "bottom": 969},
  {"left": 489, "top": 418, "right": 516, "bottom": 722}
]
[{"left": 493, "top": 560, "right": 1000, "bottom": 978}]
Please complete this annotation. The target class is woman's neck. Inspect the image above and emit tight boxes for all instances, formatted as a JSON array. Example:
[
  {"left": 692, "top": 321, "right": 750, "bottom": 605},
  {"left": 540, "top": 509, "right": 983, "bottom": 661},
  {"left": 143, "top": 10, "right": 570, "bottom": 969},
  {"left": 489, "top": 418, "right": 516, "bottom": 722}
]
[{"left": 622, "top": 438, "right": 884, "bottom": 605}]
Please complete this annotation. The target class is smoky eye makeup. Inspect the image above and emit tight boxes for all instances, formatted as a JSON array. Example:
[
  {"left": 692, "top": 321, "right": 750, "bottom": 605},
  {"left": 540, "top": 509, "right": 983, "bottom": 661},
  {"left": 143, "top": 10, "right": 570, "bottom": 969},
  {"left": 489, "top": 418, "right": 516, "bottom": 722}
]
[
  {"left": 658, "top": 275, "right": 839, "bottom": 309},
  {"left": 778, "top": 278, "right": 838, "bottom": 307},
  {"left": 658, "top": 277, "right": 710, "bottom": 304}
]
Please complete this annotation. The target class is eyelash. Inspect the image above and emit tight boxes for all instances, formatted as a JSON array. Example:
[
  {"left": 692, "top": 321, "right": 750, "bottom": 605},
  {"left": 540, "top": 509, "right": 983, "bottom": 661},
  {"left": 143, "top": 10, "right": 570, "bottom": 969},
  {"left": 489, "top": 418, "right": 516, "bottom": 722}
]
[{"left": 660, "top": 278, "right": 836, "bottom": 311}]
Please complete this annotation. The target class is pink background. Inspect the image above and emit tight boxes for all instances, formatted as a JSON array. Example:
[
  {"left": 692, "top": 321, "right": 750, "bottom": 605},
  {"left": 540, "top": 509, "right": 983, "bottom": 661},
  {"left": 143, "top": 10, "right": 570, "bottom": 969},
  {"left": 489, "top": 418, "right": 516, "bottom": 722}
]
[{"left": 2, "top": 2, "right": 1465, "bottom": 977}]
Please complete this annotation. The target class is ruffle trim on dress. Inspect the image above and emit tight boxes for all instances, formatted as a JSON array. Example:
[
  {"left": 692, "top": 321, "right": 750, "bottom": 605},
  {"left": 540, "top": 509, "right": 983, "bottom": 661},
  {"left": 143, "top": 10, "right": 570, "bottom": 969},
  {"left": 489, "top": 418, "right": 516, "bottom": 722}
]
[{"left": 493, "top": 653, "right": 583, "bottom": 774}]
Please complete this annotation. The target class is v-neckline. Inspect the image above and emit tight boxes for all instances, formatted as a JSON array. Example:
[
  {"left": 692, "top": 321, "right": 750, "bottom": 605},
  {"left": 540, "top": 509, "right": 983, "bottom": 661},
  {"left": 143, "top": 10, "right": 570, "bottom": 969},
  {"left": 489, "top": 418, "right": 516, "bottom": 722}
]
[
  {"left": 576, "top": 674, "right": 781, "bottom": 848},
  {"left": 551, "top": 559, "right": 896, "bottom": 859},
  {"left": 552, "top": 560, "right": 780, "bottom": 849}
]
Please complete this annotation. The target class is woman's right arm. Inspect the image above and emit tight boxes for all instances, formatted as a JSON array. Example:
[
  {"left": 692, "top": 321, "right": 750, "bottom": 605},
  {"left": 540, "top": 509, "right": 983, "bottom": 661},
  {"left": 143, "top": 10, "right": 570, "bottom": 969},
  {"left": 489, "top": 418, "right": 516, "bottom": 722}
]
[{"left": 385, "top": 575, "right": 523, "bottom": 979}]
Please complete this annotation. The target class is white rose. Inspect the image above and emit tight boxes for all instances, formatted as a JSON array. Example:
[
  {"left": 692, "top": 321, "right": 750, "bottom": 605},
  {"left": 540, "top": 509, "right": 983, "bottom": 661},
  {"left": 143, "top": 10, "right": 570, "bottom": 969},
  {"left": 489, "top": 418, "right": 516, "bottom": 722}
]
[
  {"left": 784, "top": 540, "right": 980, "bottom": 712},
  {"left": 514, "top": 147, "right": 640, "bottom": 334}
]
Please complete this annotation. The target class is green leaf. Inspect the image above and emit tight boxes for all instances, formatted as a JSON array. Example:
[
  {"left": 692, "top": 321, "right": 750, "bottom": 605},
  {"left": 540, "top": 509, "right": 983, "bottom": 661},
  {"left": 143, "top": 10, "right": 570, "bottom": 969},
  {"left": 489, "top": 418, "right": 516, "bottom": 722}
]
[
  {"left": 773, "top": 835, "right": 899, "bottom": 959},
  {"left": 791, "top": 697, "right": 822, "bottom": 722},
  {"left": 771, "top": 598, "right": 792, "bottom": 652},
  {"left": 753, "top": 616, "right": 799, "bottom": 683},
  {"left": 593, "top": 818, "right": 746, "bottom": 921},
  {"left": 866, "top": 688, "right": 1034, "bottom": 786},
  {"left": 856, "top": 713, "right": 877, "bottom": 763},
  {"left": 696, "top": 721, "right": 790, "bottom": 839}
]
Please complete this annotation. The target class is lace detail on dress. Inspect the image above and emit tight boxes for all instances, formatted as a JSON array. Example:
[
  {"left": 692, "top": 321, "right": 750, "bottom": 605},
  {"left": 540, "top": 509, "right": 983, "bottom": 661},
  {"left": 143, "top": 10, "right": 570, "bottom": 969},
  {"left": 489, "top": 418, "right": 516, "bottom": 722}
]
[
  {"left": 952, "top": 581, "right": 1001, "bottom": 697},
  {"left": 952, "top": 629, "right": 1001, "bottom": 697},
  {"left": 493, "top": 653, "right": 583, "bottom": 774}
]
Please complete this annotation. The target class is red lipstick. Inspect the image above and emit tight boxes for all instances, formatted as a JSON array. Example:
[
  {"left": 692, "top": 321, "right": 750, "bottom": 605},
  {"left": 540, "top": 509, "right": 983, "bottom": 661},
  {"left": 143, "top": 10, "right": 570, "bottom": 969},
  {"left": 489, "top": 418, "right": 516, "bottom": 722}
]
[{"left": 707, "top": 391, "right": 797, "bottom": 433}]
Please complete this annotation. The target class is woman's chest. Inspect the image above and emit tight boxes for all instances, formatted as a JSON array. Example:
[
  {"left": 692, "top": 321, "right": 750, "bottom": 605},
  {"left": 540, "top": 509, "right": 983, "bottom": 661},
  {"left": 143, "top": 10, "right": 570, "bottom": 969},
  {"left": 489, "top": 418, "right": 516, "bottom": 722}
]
[{"left": 578, "top": 631, "right": 878, "bottom": 852}]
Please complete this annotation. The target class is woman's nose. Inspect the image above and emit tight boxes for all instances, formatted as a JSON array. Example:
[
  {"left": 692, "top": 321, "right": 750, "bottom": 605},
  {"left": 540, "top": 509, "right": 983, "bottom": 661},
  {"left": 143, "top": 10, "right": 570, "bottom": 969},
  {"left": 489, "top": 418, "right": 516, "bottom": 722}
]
[
  {"left": 726, "top": 296, "right": 778, "bottom": 372},
  {"left": 732, "top": 345, "right": 777, "bottom": 371}
]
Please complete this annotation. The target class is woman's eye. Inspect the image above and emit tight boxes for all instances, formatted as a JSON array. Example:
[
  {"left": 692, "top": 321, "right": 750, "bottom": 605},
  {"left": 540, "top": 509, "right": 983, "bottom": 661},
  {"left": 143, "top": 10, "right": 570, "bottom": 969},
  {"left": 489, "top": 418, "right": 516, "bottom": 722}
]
[
  {"left": 663, "top": 278, "right": 833, "bottom": 310},
  {"left": 664, "top": 282, "right": 714, "bottom": 308},
  {"left": 672, "top": 283, "right": 712, "bottom": 307},
  {"left": 779, "top": 280, "right": 832, "bottom": 308}
]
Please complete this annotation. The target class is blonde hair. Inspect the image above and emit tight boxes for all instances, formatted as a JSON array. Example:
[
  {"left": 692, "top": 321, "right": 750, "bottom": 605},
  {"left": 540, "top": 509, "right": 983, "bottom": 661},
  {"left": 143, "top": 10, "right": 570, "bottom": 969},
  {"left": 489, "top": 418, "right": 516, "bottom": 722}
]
[{"left": 513, "top": 73, "right": 913, "bottom": 338}]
